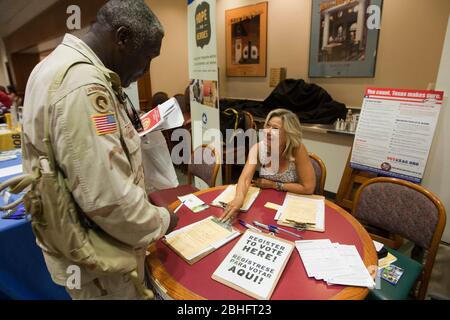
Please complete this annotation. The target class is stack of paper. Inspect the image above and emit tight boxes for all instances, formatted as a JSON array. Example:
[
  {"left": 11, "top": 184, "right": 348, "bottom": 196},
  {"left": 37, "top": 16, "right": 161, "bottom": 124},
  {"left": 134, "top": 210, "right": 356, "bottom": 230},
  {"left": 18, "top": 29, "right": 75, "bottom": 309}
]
[
  {"left": 282, "top": 196, "right": 317, "bottom": 225},
  {"left": 295, "top": 239, "right": 375, "bottom": 288},
  {"left": 211, "top": 185, "right": 260, "bottom": 211},
  {"left": 275, "top": 193, "right": 325, "bottom": 232},
  {"left": 0, "top": 164, "right": 22, "bottom": 178},
  {"left": 0, "top": 149, "right": 21, "bottom": 162}
]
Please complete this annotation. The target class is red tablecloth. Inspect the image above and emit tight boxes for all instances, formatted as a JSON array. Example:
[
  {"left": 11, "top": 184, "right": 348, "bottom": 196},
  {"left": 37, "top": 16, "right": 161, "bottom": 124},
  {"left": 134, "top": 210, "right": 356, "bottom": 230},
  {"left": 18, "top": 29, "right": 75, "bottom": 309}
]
[{"left": 154, "top": 189, "right": 365, "bottom": 300}]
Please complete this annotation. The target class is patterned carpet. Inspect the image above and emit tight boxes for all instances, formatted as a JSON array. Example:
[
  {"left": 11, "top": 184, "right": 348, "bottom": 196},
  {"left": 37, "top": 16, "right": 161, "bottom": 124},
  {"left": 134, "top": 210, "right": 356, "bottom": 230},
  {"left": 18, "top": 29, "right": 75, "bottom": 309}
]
[{"left": 428, "top": 242, "right": 450, "bottom": 299}]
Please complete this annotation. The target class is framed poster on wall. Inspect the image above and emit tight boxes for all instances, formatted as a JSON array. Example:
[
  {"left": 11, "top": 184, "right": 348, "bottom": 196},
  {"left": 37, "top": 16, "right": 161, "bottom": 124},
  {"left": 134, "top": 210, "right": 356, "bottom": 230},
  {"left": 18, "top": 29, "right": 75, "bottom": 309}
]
[
  {"left": 309, "top": 0, "right": 383, "bottom": 78},
  {"left": 226, "top": 2, "right": 268, "bottom": 77}
]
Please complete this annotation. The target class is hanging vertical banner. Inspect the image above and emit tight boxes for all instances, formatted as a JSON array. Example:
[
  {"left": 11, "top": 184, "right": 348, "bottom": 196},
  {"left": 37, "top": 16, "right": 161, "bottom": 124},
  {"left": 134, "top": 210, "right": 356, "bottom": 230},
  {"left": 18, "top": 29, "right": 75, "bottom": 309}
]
[
  {"left": 350, "top": 88, "right": 444, "bottom": 183},
  {"left": 188, "top": 0, "right": 221, "bottom": 187}
]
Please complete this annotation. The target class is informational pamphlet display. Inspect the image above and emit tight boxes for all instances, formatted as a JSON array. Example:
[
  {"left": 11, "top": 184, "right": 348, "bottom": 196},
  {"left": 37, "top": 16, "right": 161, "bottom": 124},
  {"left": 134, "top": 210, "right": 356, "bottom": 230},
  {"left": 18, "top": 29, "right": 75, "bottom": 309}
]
[{"left": 351, "top": 88, "right": 444, "bottom": 183}]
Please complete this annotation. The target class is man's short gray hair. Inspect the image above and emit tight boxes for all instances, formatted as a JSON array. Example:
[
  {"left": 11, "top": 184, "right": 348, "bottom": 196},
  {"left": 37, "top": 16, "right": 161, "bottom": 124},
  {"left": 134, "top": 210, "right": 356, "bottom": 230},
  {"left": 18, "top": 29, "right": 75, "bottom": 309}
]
[{"left": 96, "top": 0, "right": 164, "bottom": 49}]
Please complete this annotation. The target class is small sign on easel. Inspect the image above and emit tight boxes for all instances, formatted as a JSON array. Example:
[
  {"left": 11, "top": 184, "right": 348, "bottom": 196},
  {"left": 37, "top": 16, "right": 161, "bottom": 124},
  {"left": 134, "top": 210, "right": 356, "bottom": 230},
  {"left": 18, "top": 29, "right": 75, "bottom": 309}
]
[
  {"left": 337, "top": 87, "right": 444, "bottom": 213},
  {"left": 212, "top": 230, "right": 293, "bottom": 300},
  {"left": 350, "top": 88, "right": 443, "bottom": 183}
]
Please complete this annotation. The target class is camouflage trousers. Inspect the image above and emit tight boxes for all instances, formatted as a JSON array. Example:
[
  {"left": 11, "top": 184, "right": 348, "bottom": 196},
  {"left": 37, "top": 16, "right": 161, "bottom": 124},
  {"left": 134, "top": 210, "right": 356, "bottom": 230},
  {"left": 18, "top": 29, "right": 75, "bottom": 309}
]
[
  {"left": 42, "top": 248, "right": 152, "bottom": 300},
  {"left": 66, "top": 272, "right": 143, "bottom": 300}
]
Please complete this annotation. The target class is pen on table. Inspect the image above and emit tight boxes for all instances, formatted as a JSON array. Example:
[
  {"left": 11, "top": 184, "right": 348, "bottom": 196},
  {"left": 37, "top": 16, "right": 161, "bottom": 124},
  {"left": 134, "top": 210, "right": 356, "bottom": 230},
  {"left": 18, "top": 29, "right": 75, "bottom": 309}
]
[
  {"left": 254, "top": 221, "right": 303, "bottom": 239},
  {"left": 238, "top": 220, "right": 262, "bottom": 232},
  {"left": 173, "top": 200, "right": 185, "bottom": 213},
  {"left": 253, "top": 221, "right": 279, "bottom": 234},
  {"left": 271, "top": 225, "right": 303, "bottom": 239}
]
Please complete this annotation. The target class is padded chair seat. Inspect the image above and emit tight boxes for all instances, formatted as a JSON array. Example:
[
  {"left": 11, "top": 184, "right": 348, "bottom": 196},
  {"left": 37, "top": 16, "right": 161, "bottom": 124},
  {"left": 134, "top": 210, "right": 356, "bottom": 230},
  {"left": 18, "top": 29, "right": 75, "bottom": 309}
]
[
  {"left": 149, "top": 184, "right": 199, "bottom": 208},
  {"left": 367, "top": 247, "right": 423, "bottom": 300}
]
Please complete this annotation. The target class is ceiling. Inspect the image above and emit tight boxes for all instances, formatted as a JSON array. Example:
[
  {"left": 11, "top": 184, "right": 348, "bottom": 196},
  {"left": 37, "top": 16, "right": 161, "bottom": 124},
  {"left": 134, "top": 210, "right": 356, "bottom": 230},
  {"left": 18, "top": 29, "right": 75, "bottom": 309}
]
[{"left": 0, "top": 0, "right": 60, "bottom": 37}]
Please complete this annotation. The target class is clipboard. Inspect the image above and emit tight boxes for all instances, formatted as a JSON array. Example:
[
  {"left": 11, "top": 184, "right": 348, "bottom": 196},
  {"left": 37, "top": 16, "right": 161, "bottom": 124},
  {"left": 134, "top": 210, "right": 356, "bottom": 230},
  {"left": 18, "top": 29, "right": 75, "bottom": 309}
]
[
  {"left": 211, "top": 185, "right": 261, "bottom": 212},
  {"left": 212, "top": 230, "right": 294, "bottom": 300},
  {"left": 275, "top": 194, "right": 326, "bottom": 233},
  {"left": 162, "top": 216, "right": 241, "bottom": 265}
]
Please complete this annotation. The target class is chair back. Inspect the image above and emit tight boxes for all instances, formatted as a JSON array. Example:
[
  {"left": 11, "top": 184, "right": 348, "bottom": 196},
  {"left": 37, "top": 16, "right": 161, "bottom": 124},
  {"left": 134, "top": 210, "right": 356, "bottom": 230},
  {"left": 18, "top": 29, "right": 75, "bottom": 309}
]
[
  {"left": 188, "top": 144, "right": 221, "bottom": 187},
  {"left": 152, "top": 91, "right": 169, "bottom": 108},
  {"left": 242, "top": 111, "right": 257, "bottom": 130},
  {"left": 353, "top": 177, "right": 446, "bottom": 299},
  {"left": 308, "top": 152, "right": 326, "bottom": 196},
  {"left": 174, "top": 93, "right": 189, "bottom": 114},
  {"left": 184, "top": 86, "right": 191, "bottom": 109}
]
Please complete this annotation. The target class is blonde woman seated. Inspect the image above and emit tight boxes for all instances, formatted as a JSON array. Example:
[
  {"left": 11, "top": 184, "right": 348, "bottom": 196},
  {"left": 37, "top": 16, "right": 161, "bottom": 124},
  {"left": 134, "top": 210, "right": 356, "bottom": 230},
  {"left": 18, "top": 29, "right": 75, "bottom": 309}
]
[{"left": 220, "top": 108, "right": 316, "bottom": 222}]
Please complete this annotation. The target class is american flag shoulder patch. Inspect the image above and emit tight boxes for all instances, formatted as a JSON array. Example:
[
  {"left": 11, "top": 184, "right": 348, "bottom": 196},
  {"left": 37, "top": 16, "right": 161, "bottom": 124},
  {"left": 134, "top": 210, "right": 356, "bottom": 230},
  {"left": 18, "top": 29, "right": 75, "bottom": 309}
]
[{"left": 92, "top": 112, "right": 118, "bottom": 135}]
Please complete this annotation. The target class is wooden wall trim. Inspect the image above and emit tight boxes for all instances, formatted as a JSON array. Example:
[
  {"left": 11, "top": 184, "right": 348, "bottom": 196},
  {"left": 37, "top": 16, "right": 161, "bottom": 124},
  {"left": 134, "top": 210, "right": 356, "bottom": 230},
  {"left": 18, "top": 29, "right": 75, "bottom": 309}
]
[
  {"left": 137, "top": 72, "right": 152, "bottom": 112},
  {"left": 10, "top": 52, "right": 41, "bottom": 95},
  {"left": 3, "top": 0, "right": 106, "bottom": 54}
]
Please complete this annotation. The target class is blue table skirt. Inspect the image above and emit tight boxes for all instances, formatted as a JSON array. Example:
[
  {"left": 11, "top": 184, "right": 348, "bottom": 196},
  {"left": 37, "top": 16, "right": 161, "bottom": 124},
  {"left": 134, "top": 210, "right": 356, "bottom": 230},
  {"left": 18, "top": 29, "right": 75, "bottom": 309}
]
[{"left": 0, "top": 154, "right": 70, "bottom": 299}]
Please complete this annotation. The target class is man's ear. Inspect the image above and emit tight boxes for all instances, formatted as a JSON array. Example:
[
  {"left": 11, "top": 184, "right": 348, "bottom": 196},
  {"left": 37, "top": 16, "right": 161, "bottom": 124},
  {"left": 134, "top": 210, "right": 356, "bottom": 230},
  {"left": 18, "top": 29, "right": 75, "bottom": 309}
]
[{"left": 116, "top": 26, "right": 131, "bottom": 48}]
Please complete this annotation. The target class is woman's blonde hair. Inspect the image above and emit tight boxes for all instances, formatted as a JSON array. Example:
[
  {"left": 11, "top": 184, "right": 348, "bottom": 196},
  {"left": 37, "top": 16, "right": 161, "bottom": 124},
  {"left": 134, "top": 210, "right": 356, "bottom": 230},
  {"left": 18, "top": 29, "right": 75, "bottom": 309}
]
[{"left": 264, "top": 108, "right": 303, "bottom": 160}]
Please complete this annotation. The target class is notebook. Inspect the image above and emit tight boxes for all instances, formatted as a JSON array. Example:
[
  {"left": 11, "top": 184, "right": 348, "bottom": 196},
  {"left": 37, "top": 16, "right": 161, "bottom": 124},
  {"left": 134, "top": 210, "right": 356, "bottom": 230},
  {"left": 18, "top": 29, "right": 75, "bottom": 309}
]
[{"left": 163, "top": 216, "right": 241, "bottom": 264}]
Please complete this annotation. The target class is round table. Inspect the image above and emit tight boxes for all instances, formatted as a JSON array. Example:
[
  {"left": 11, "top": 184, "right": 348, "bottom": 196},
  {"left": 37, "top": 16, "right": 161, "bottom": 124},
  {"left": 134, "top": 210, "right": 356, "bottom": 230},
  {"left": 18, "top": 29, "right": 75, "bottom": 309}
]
[{"left": 146, "top": 186, "right": 377, "bottom": 300}]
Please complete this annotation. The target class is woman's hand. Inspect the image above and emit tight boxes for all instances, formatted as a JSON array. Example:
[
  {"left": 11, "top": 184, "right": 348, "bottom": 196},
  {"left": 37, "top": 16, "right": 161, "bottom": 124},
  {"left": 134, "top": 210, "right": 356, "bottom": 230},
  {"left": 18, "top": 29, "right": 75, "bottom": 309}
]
[
  {"left": 253, "top": 178, "right": 276, "bottom": 190},
  {"left": 219, "top": 199, "right": 242, "bottom": 223}
]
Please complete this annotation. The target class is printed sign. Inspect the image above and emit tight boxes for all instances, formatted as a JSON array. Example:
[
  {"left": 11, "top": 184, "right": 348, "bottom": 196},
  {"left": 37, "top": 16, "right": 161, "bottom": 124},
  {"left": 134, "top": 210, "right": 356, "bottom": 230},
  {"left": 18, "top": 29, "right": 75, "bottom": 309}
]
[
  {"left": 212, "top": 230, "right": 293, "bottom": 300},
  {"left": 351, "top": 87, "right": 444, "bottom": 183},
  {"left": 195, "top": 2, "right": 211, "bottom": 48},
  {"left": 188, "top": 0, "right": 221, "bottom": 188}
]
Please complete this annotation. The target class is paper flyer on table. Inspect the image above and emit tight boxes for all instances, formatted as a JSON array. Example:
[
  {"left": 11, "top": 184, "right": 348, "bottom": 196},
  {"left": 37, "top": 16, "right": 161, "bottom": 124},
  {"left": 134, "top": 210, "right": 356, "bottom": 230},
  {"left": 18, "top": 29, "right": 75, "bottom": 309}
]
[{"left": 177, "top": 194, "right": 209, "bottom": 213}]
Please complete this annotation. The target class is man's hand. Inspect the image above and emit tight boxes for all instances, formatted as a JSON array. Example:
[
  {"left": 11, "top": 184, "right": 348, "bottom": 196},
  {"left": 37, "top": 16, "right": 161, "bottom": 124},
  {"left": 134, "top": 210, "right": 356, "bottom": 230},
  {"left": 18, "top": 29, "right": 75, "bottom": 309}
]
[
  {"left": 166, "top": 211, "right": 179, "bottom": 234},
  {"left": 253, "top": 178, "right": 276, "bottom": 189}
]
